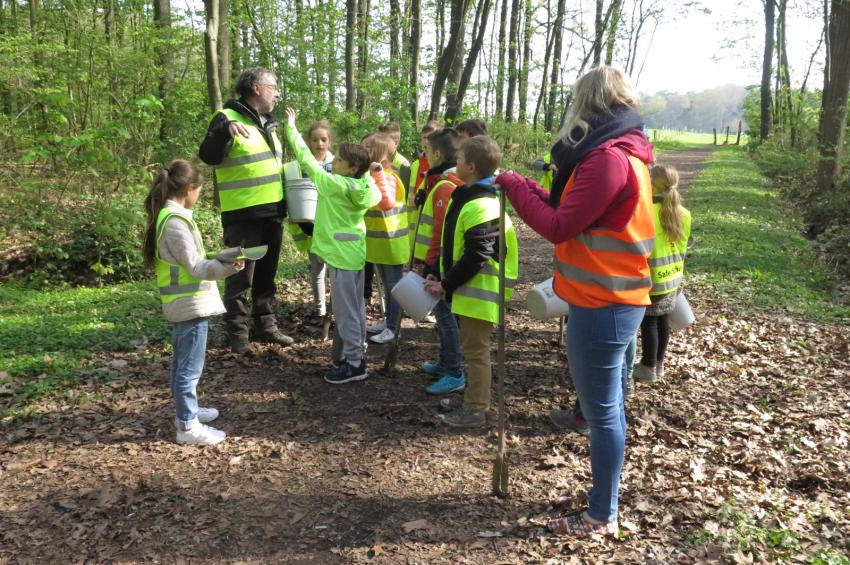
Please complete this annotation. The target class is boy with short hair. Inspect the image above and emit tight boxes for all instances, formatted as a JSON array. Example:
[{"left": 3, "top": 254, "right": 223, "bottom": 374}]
[
  {"left": 378, "top": 121, "right": 410, "bottom": 182},
  {"left": 407, "top": 121, "right": 443, "bottom": 250},
  {"left": 284, "top": 107, "right": 381, "bottom": 384},
  {"left": 413, "top": 128, "right": 466, "bottom": 395},
  {"left": 424, "top": 136, "right": 519, "bottom": 428}
]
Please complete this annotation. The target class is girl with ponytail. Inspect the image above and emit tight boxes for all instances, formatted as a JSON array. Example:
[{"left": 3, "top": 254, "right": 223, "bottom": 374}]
[
  {"left": 143, "top": 159, "right": 244, "bottom": 445},
  {"left": 632, "top": 164, "right": 692, "bottom": 383}
]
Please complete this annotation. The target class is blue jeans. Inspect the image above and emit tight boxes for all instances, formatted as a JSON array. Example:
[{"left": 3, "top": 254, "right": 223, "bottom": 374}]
[
  {"left": 375, "top": 263, "right": 404, "bottom": 333},
  {"left": 170, "top": 318, "right": 209, "bottom": 429},
  {"left": 566, "top": 303, "right": 645, "bottom": 523},
  {"left": 433, "top": 299, "right": 463, "bottom": 375},
  {"left": 573, "top": 333, "right": 636, "bottom": 418}
]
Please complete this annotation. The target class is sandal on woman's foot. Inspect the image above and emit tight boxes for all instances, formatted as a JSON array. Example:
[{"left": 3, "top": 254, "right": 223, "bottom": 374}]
[{"left": 547, "top": 511, "right": 618, "bottom": 538}]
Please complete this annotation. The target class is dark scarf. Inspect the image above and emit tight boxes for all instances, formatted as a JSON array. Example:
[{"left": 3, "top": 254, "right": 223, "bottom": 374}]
[{"left": 549, "top": 105, "right": 644, "bottom": 206}]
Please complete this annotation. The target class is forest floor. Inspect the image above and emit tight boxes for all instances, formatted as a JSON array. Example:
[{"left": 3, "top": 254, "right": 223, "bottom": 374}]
[{"left": 2, "top": 146, "right": 849, "bottom": 564}]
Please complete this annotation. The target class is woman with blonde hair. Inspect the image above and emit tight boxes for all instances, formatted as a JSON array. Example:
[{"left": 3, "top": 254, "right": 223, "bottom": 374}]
[
  {"left": 633, "top": 164, "right": 691, "bottom": 382},
  {"left": 496, "top": 66, "right": 655, "bottom": 537}
]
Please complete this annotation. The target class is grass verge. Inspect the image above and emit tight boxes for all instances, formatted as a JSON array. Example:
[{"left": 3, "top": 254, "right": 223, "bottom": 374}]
[
  {"left": 0, "top": 241, "right": 307, "bottom": 422},
  {"left": 686, "top": 145, "right": 850, "bottom": 323}
]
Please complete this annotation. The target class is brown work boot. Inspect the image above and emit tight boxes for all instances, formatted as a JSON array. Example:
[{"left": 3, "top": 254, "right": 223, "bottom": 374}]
[
  {"left": 254, "top": 327, "right": 295, "bottom": 347},
  {"left": 229, "top": 334, "right": 255, "bottom": 355}
]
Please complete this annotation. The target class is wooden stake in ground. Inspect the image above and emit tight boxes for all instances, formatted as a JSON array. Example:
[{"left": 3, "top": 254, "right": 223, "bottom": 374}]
[{"left": 491, "top": 185, "right": 509, "bottom": 498}]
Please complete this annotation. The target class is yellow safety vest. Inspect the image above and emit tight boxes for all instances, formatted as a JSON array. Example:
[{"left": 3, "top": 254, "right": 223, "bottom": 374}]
[
  {"left": 442, "top": 193, "right": 519, "bottom": 324},
  {"left": 213, "top": 108, "right": 284, "bottom": 213},
  {"left": 155, "top": 209, "right": 215, "bottom": 304},
  {"left": 649, "top": 203, "right": 691, "bottom": 296},
  {"left": 365, "top": 171, "right": 410, "bottom": 265}
]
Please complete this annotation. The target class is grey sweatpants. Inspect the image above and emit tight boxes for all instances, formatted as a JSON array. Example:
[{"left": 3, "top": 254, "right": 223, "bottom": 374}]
[{"left": 329, "top": 266, "right": 367, "bottom": 365}]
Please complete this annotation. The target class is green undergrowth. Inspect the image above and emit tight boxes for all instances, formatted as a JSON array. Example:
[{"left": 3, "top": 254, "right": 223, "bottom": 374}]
[
  {"left": 0, "top": 248, "right": 307, "bottom": 423},
  {"left": 685, "top": 145, "right": 849, "bottom": 323},
  {"left": 688, "top": 497, "right": 848, "bottom": 564}
]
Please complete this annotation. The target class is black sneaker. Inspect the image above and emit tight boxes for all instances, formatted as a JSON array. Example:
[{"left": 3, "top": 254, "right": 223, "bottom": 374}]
[
  {"left": 324, "top": 360, "right": 367, "bottom": 384},
  {"left": 255, "top": 328, "right": 295, "bottom": 347}
]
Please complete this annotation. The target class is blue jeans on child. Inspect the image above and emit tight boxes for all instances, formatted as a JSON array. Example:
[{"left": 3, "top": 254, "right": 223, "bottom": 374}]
[
  {"left": 171, "top": 317, "right": 209, "bottom": 430},
  {"left": 375, "top": 263, "right": 404, "bottom": 334},
  {"left": 433, "top": 299, "right": 463, "bottom": 375},
  {"left": 566, "top": 303, "right": 645, "bottom": 524}
]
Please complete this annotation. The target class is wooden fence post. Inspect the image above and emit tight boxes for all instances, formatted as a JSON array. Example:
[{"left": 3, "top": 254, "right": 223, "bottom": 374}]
[
  {"left": 713, "top": 128, "right": 717, "bottom": 145},
  {"left": 725, "top": 126, "right": 730, "bottom": 144},
  {"left": 736, "top": 121, "right": 742, "bottom": 145}
]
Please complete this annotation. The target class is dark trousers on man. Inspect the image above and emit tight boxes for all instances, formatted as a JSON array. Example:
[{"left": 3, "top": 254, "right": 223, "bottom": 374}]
[{"left": 222, "top": 218, "right": 283, "bottom": 338}]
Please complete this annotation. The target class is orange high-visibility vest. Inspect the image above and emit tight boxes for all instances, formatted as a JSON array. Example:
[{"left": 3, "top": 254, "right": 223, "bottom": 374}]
[{"left": 552, "top": 153, "right": 655, "bottom": 308}]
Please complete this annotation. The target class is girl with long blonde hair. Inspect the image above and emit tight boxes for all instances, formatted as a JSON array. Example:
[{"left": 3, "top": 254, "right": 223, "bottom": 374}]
[{"left": 632, "top": 164, "right": 692, "bottom": 383}]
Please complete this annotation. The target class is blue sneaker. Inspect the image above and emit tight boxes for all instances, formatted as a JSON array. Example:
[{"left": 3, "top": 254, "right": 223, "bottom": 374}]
[
  {"left": 425, "top": 373, "right": 466, "bottom": 395},
  {"left": 419, "top": 361, "right": 444, "bottom": 376},
  {"left": 324, "top": 360, "right": 367, "bottom": 384}
]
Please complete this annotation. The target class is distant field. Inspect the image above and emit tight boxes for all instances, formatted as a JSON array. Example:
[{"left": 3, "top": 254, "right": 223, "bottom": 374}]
[{"left": 649, "top": 128, "right": 748, "bottom": 154}]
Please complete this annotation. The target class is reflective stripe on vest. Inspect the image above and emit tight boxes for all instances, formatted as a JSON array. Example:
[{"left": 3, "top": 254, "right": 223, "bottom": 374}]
[
  {"left": 154, "top": 209, "right": 216, "bottom": 304},
  {"left": 542, "top": 152, "right": 554, "bottom": 191},
  {"left": 444, "top": 194, "right": 519, "bottom": 325},
  {"left": 213, "top": 108, "right": 283, "bottom": 212},
  {"left": 648, "top": 203, "right": 691, "bottom": 296},
  {"left": 552, "top": 154, "right": 655, "bottom": 308},
  {"left": 413, "top": 178, "right": 456, "bottom": 261},
  {"left": 366, "top": 171, "right": 410, "bottom": 264}
]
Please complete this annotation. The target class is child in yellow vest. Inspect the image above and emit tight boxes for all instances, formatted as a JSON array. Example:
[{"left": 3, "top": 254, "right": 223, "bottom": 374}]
[
  {"left": 284, "top": 108, "right": 381, "bottom": 384},
  {"left": 362, "top": 134, "right": 409, "bottom": 344},
  {"left": 285, "top": 120, "right": 335, "bottom": 321},
  {"left": 142, "top": 160, "right": 243, "bottom": 445},
  {"left": 633, "top": 164, "right": 691, "bottom": 382},
  {"left": 424, "top": 136, "right": 519, "bottom": 428}
]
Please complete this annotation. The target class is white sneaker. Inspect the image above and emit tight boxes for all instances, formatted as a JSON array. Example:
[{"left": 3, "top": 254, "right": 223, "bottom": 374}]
[
  {"left": 197, "top": 407, "right": 219, "bottom": 423},
  {"left": 176, "top": 420, "right": 226, "bottom": 445},
  {"left": 366, "top": 320, "right": 387, "bottom": 334},
  {"left": 369, "top": 328, "right": 395, "bottom": 344}
]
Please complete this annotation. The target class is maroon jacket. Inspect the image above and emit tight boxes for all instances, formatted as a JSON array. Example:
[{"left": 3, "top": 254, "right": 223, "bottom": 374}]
[{"left": 496, "top": 130, "right": 654, "bottom": 244}]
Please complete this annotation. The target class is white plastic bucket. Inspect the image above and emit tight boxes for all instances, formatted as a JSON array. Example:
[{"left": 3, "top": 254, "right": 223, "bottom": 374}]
[
  {"left": 669, "top": 292, "right": 695, "bottom": 331},
  {"left": 391, "top": 271, "right": 439, "bottom": 322},
  {"left": 526, "top": 277, "right": 570, "bottom": 320},
  {"left": 286, "top": 178, "right": 318, "bottom": 222}
]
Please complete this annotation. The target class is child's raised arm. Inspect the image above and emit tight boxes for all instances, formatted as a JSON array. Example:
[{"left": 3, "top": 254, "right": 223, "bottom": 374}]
[{"left": 284, "top": 107, "right": 327, "bottom": 182}]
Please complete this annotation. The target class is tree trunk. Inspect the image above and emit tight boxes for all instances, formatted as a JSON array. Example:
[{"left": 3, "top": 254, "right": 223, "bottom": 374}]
[
  {"left": 409, "top": 0, "right": 421, "bottom": 124},
  {"left": 218, "top": 0, "right": 231, "bottom": 98},
  {"left": 518, "top": 0, "right": 532, "bottom": 122},
  {"left": 293, "top": 0, "right": 308, "bottom": 97},
  {"left": 447, "top": 0, "right": 492, "bottom": 122},
  {"left": 325, "top": 0, "right": 338, "bottom": 107},
  {"left": 545, "top": 0, "right": 565, "bottom": 131},
  {"left": 356, "top": 0, "right": 369, "bottom": 114},
  {"left": 389, "top": 0, "right": 401, "bottom": 82},
  {"left": 815, "top": 0, "right": 850, "bottom": 198},
  {"left": 203, "top": 0, "right": 223, "bottom": 111},
  {"left": 533, "top": 0, "right": 555, "bottom": 128},
  {"left": 593, "top": 0, "right": 604, "bottom": 66},
  {"left": 495, "top": 0, "right": 508, "bottom": 118},
  {"left": 153, "top": 0, "right": 172, "bottom": 141},
  {"left": 760, "top": 0, "right": 775, "bottom": 140},
  {"left": 604, "top": 0, "right": 623, "bottom": 65},
  {"left": 429, "top": 0, "right": 471, "bottom": 120},
  {"left": 504, "top": 0, "right": 520, "bottom": 122},
  {"left": 777, "top": 0, "right": 794, "bottom": 144},
  {"left": 345, "top": 0, "right": 356, "bottom": 111}
]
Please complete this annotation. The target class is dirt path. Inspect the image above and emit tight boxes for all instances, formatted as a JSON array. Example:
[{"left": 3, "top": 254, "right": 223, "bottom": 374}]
[{"left": 2, "top": 147, "right": 849, "bottom": 564}]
